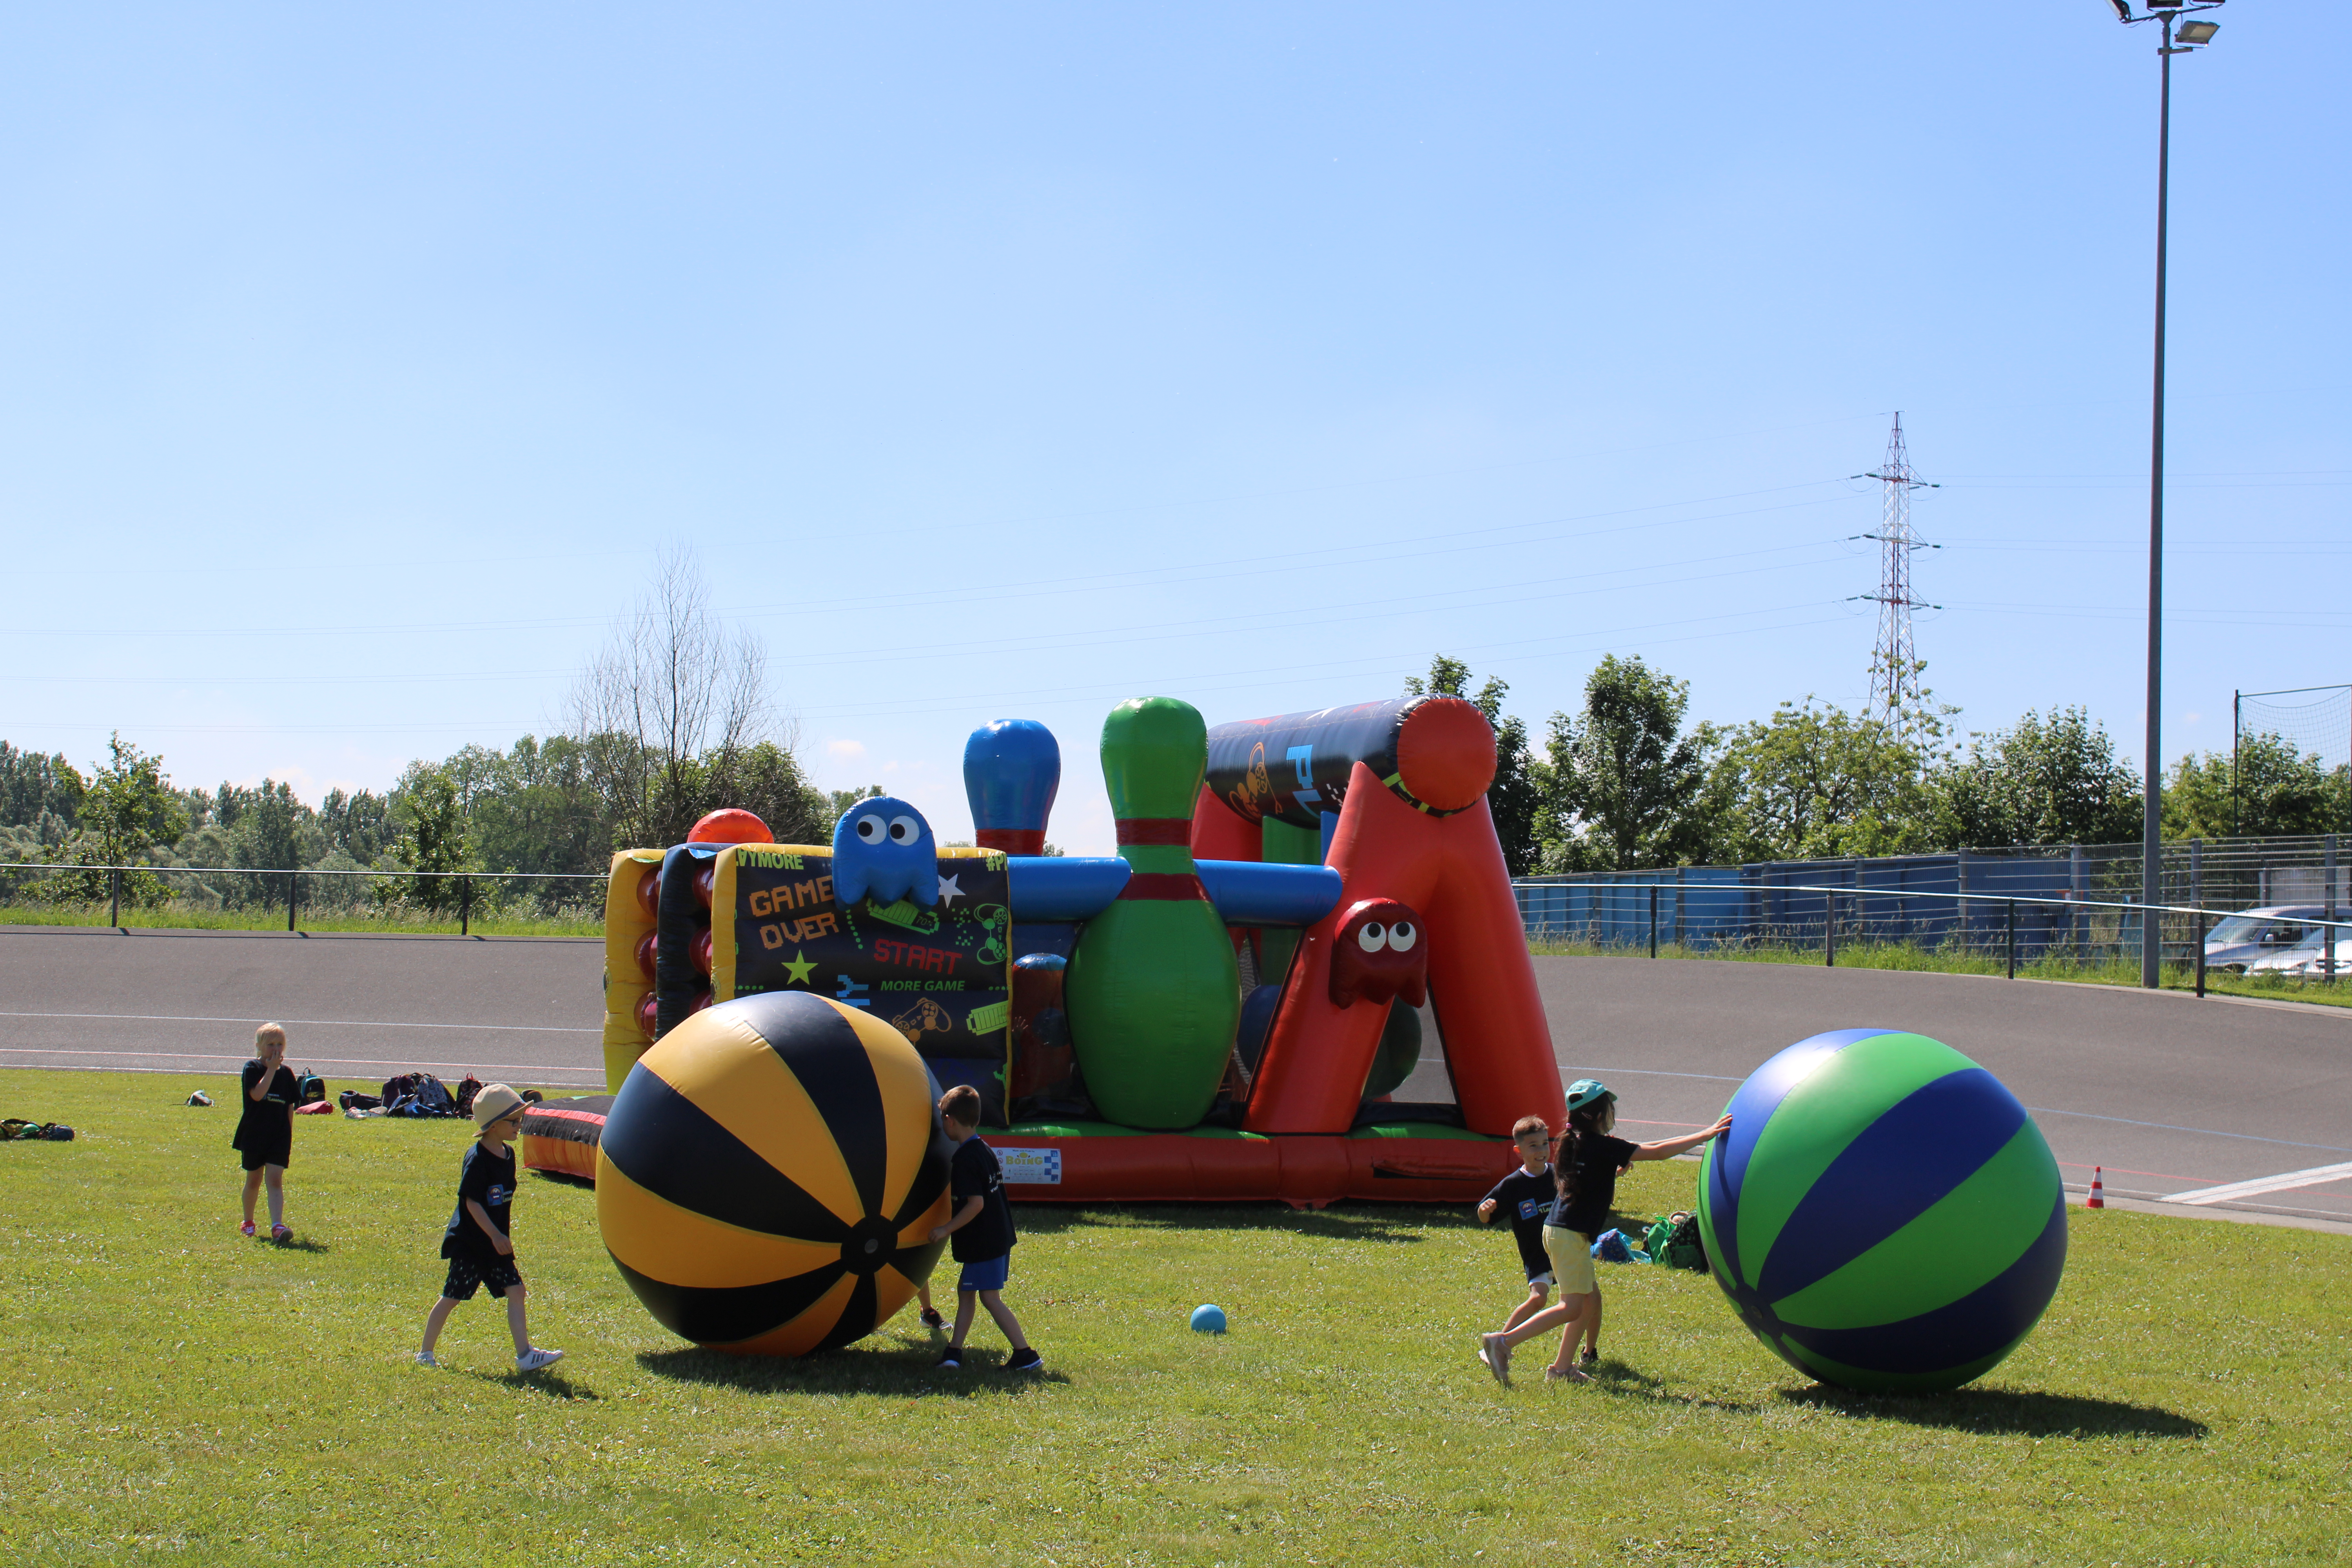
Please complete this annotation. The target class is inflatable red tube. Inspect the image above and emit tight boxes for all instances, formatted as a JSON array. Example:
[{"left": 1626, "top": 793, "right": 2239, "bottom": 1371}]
[
  {"left": 989, "top": 1127, "right": 1519, "bottom": 1206},
  {"left": 1243, "top": 762, "right": 1562, "bottom": 1137}
]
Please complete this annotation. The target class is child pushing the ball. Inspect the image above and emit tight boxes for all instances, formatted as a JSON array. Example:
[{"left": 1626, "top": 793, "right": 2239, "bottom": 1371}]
[
  {"left": 1478, "top": 1081, "right": 1729, "bottom": 1388},
  {"left": 927, "top": 1084, "right": 1042, "bottom": 1373}
]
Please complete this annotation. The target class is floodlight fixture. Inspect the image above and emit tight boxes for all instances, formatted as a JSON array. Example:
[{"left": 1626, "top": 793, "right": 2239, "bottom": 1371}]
[{"left": 2177, "top": 19, "right": 2220, "bottom": 43}]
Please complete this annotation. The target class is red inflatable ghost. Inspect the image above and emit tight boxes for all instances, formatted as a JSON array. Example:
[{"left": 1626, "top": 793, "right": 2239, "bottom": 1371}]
[{"left": 1328, "top": 898, "right": 1428, "bottom": 1009}]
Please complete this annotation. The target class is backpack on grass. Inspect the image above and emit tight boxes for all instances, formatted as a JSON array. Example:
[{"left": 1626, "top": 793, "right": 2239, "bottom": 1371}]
[
  {"left": 1648, "top": 1211, "right": 1708, "bottom": 1272},
  {"left": 296, "top": 1071, "right": 327, "bottom": 1105}
]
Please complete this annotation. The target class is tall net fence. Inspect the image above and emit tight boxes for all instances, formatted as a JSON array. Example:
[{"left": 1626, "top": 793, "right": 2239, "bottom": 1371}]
[
  {"left": 2239, "top": 684, "right": 2351, "bottom": 775},
  {"left": 1516, "top": 832, "right": 2352, "bottom": 980}
]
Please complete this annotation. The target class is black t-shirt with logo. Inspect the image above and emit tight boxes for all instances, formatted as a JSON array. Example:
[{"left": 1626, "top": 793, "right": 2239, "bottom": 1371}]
[
  {"left": 232, "top": 1061, "right": 299, "bottom": 1156},
  {"left": 948, "top": 1136, "right": 1017, "bottom": 1263},
  {"left": 1547, "top": 1133, "right": 1640, "bottom": 1238},
  {"left": 441, "top": 1142, "right": 518, "bottom": 1260},
  {"left": 1483, "top": 1165, "right": 1557, "bottom": 1277}
]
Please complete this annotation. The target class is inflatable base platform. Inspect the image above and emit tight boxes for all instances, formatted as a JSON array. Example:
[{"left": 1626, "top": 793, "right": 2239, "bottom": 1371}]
[
  {"left": 519, "top": 1094, "right": 1512, "bottom": 1207},
  {"left": 990, "top": 1119, "right": 1517, "bottom": 1207}
]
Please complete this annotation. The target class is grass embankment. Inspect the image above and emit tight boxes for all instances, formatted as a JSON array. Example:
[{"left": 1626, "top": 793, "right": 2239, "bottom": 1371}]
[
  {"left": 0, "top": 904, "right": 601, "bottom": 938},
  {"left": 1528, "top": 935, "right": 2352, "bottom": 1010},
  {"left": 2, "top": 1069, "right": 2347, "bottom": 1565}
]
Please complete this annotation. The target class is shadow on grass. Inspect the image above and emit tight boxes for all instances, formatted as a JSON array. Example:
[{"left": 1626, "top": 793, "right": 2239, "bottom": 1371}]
[
  {"left": 637, "top": 1337, "right": 1070, "bottom": 1399},
  {"left": 530, "top": 1170, "right": 595, "bottom": 1190},
  {"left": 267, "top": 1237, "right": 332, "bottom": 1255},
  {"left": 1016, "top": 1201, "right": 1470, "bottom": 1244},
  {"left": 1776, "top": 1384, "right": 2206, "bottom": 1439},
  {"left": 458, "top": 1367, "right": 603, "bottom": 1400},
  {"left": 1591, "top": 1363, "right": 1766, "bottom": 1414}
]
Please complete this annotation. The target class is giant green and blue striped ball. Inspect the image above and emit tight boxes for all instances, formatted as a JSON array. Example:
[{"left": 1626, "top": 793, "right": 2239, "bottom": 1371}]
[{"left": 1697, "top": 1028, "right": 2065, "bottom": 1393}]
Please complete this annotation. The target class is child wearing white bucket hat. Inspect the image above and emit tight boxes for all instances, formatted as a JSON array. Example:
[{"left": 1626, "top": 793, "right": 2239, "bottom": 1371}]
[{"left": 416, "top": 1084, "right": 564, "bottom": 1373}]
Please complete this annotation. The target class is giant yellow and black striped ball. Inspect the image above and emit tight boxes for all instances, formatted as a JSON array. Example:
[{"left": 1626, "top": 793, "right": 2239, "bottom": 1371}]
[{"left": 596, "top": 990, "right": 951, "bottom": 1355}]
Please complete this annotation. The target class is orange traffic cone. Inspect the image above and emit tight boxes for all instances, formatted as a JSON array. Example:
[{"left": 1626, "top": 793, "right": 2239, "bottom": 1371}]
[{"left": 2086, "top": 1167, "right": 2105, "bottom": 1209}]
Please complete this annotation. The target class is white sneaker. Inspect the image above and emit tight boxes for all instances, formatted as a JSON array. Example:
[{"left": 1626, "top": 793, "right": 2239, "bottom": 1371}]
[
  {"left": 414, "top": 1350, "right": 438, "bottom": 1368},
  {"left": 515, "top": 1347, "right": 565, "bottom": 1373},
  {"left": 1479, "top": 1333, "right": 1512, "bottom": 1388}
]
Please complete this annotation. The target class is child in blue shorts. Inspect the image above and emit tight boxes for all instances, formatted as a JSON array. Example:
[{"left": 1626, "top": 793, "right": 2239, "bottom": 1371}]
[{"left": 927, "top": 1084, "right": 1041, "bottom": 1373}]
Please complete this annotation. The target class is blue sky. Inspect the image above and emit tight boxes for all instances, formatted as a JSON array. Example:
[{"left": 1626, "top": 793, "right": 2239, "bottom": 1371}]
[{"left": 2, "top": 3, "right": 2341, "bottom": 856}]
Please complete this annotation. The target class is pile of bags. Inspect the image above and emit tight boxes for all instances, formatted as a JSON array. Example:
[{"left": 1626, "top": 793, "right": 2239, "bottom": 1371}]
[{"left": 1588, "top": 1212, "right": 1709, "bottom": 1270}]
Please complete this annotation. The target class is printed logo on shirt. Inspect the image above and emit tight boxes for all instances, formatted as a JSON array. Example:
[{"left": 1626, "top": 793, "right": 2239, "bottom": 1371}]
[
  {"left": 486, "top": 1185, "right": 513, "bottom": 1207},
  {"left": 1515, "top": 1197, "right": 1547, "bottom": 1221}
]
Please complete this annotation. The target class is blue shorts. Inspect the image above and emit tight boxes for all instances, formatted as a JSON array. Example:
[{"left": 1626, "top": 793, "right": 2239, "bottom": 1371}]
[{"left": 956, "top": 1253, "right": 1010, "bottom": 1293}]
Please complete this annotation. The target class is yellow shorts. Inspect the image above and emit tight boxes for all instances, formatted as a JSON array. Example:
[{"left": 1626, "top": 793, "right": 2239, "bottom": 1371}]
[{"left": 1542, "top": 1225, "right": 1597, "bottom": 1296}]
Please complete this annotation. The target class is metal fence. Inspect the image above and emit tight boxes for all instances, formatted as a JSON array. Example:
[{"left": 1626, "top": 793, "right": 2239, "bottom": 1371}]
[
  {"left": 0, "top": 861, "right": 606, "bottom": 935},
  {"left": 1512, "top": 833, "right": 2352, "bottom": 975}
]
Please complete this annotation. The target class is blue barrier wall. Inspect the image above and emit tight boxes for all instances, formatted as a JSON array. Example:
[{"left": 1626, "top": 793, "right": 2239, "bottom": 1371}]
[{"left": 1515, "top": 851, "right": 2094, "bottom": 957}]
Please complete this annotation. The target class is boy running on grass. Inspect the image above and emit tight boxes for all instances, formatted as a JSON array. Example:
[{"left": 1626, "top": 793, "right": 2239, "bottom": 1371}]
[
  {"left": 1476, "top": 1114, "right": 1559, "bottom": 1334},
  {"left": 417, "top": 1084, "right": 564, "bottom": 1374},
  {"left": 1478, "top": 1081, "right": 1730, "bottom": 1387},
  {"left": 926, "top": 1085, "right": 1041, "bottom": 1373}
]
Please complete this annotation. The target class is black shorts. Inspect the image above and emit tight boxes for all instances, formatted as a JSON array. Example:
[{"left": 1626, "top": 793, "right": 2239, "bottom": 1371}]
[
  {"left": 441, "top": 1253, "right": 523, "bottom": 1301},
  {"left": 235, "top": 1132, "right": 291, "bottom": 1172}
]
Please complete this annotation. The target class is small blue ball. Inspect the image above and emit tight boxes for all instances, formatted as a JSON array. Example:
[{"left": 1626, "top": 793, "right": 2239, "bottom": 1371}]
[{"left": 1189, "top": 1303, "right": 1227, "bottom": 1334}]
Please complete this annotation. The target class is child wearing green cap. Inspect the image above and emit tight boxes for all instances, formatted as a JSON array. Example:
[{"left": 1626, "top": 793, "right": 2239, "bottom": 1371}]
[{"left": 417, "top": 1083, "right": 564, "bottom": 1373}]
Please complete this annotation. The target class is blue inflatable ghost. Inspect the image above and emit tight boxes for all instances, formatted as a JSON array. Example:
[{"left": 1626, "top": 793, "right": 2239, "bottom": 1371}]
[{"left": 831, "top": 796, "right": 939, "bottom": 908}]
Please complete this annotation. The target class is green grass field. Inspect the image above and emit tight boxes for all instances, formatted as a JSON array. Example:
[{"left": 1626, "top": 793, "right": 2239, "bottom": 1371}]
[{"left": 2, "top": 1069, "right": 2347, "bottom": 1566}]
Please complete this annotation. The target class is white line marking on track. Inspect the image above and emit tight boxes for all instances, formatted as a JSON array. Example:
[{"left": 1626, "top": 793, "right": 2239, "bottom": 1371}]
[
  {"left": 0, "top": 1010, "right": 595, "bottom": 1033},
  {"left": 2163, "top": 1161, "right": 2352, "bottom": 1205}
]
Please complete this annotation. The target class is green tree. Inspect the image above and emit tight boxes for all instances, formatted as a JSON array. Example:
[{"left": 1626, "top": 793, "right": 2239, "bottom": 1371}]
[
  {"left": 2162, "top": 733, "right": 2341, "bottom": 839},
  {"left": 381, "top": 764, "right": 473, "bottom": 915},
  {"left": 1934, "top": 707, "right": 2142, "bottom": 847},
  {"left": 1405, "top": 655, "right": 1542, "bottom": 876},
  {"left": 0, "top": 743, "right": 83, "bottom": 829},
  {"left": 1537, "top": 655, "right": 1708, "bottom": 871},
  {"left": 319, "top": 786, "right": 396, "bottom": 864},
  {"left": 1699, "top": 698, "right": 1946, "bottom": 862},
  {"left": 827, "top": 784, "right": 885, "bottom": 824},
  {"left": 728, "top": 740, "right": 833, "bottom": 848},
  {"left": 230, "top": 782, "right": 316, "bottom": 873},
  {"left": 77, "top": 734, "right": 188, "bottom": 868}
]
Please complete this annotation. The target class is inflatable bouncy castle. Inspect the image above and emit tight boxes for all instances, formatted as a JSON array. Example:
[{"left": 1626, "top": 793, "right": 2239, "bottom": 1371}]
[{"left": 567, "top": 691, "right": 1563, "bottom": 1212}]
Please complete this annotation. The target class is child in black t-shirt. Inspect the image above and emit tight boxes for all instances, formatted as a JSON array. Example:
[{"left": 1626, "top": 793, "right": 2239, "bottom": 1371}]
[
  {"left": 233, "top": 1023, "right": 299, "bottom": 1240},
  {"left": 416, "top": 1084, "right": 564, "bottom": 1373},
  {"left": 1477, "top": 1114, "right": 1559, "bottom": 1334},
  {"left": 1477, "top": 1081, "right": 1730, "bottom": 1388},
  {"left": 926, "top": 1085, "right": 1040, "bottom": 1373}
]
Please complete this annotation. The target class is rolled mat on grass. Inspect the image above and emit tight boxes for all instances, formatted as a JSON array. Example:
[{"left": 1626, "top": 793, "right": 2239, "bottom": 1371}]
[{"left": 522, "top": 1094, "right": 612, "bottom": 1179}]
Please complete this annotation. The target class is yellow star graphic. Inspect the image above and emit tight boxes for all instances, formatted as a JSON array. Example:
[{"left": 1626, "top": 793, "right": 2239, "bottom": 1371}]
[{"left": 783, "top": 949, "right": 817, "bottom": 985}]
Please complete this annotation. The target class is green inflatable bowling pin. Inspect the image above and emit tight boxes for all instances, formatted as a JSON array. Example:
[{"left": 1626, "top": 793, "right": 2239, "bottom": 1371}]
[{"left": 1066, "top": 697, "right": 1241, "bottom": 1130}]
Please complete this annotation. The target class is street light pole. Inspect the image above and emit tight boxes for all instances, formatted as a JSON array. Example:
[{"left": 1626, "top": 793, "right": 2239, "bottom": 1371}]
[
  {"left": 2141, "top": 5, "right": 2172, "bottom": 989},
  {"left": 2114, "top": 0, "right": 2223, "bottom": 988}
]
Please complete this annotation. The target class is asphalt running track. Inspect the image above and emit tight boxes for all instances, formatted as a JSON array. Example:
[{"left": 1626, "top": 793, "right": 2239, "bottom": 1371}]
[{"left": 5, "top": 927, "right": 2348, "bottom": 1230}]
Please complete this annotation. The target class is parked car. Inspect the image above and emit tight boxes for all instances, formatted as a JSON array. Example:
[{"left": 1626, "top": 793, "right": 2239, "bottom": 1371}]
[
  {"left": 2203, "top": 907, "right": 2333, "bottom": 975},
  {"left": 2247, "top": 923, "right": 2352, "bottom": 981}
]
